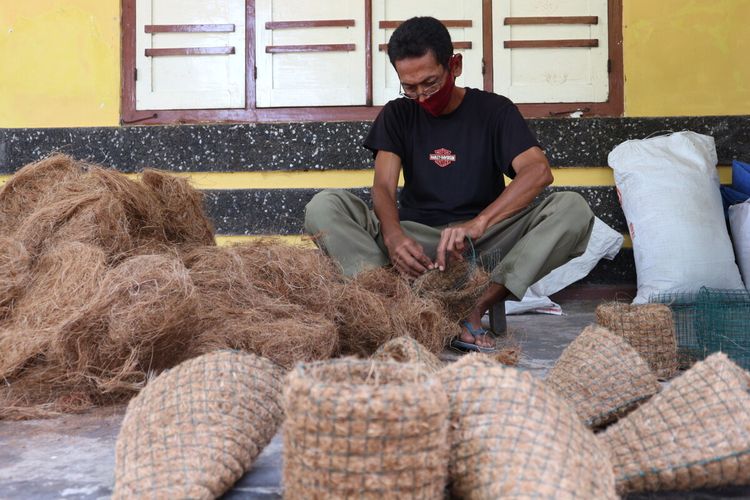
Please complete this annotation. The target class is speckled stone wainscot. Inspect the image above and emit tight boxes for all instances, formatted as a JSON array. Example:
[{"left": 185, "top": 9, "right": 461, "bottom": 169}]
[{"left": 1, "top": 117, "right": 748, "bottom": 172}]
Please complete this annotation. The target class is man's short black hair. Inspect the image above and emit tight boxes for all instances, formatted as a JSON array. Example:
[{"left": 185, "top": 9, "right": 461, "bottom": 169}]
[{"left": 387, "top": 17, "right": 453, "bottom": 69}]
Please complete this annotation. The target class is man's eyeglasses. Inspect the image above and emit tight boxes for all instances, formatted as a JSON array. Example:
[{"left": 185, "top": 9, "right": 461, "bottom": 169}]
[{"left": 399, "top": 76, "right": 444, "bottom": 100}]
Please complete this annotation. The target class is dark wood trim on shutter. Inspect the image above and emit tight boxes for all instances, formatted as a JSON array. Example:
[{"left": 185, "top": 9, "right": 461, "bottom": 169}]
[
  {"left": 482, "top": 0, "right": 493, "bottom": 92},
  {"left": 121, "top": 0, "right": 145, "bottom": 123},
  {"left": 145, "top": 47, "right": 236, "bottom": 56},
  {"left": 246, "top": 0, "right": 257, "bottom": 114},
  {"left": 264, "top": 19, "right": 355, "bottom": 29},
  {"left": 504, "top": 39, "right": 599, "bottom": 49},
  {"left": 365, "top": 0, "right": 373, "bottom": 106},
  {"left": 265, "top": 44, "right": 355, "bottom": 53},
  {"left": 145, "top": 24, "right": 236, "bottom": 33},
  {"left": 504, "top": 16, "right": 598, "bottom": 25}
]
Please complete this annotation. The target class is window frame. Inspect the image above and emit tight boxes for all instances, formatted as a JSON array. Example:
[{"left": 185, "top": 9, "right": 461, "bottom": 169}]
[
  {"left": 120, "top": 0, "right": 622, "bottom": 125},
  {"left": 484, "top": 0, "right": 624, "bottom": 117}
]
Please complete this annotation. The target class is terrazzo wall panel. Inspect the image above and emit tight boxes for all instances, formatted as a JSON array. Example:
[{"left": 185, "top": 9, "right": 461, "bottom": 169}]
[{"left": 1, "top": 117, "right": 748, "bottom": 172}]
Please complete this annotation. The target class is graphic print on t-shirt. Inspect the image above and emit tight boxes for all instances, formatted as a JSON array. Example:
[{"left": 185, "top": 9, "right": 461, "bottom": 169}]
[{"left": 429, "top": 148, "right": 456, "bottom": 168}]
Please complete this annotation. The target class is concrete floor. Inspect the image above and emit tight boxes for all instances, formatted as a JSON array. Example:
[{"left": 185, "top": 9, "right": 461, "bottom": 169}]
[{"left": 0, "top": 300, "right": 746, "bottom": 499}]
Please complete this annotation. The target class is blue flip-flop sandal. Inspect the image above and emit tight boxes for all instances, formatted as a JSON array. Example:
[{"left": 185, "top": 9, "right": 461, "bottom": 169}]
[{"left": 450, "top": 321, "right": 498, "bottom": 353}]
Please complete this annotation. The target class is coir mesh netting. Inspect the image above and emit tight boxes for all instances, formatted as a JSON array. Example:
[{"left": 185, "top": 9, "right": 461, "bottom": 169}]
[
  {"left": 546, "top": 325, "right": 661, "bottom": 428},
  {"left": 438, "top": 355, "right": 617, "bottom": 499},
  {"left": 283, "top": 358, "right": 449, "bottom": 499},
  {"left": 113, "top": 351, "right": 285, "bottom": 499},
  {"left": 600, "top": 353, "right": 750, "bottom": 495},
  {"left": 596, "top": 302, "right": 678, "bottom": 379}
]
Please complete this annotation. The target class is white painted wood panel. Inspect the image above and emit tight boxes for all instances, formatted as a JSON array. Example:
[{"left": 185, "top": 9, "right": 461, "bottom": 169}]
[
  {"left": 255, "top": 0, "right": 366, "bottom": 107},
  {"left": 493, "top": 0, "right": 609, "bottom": 103},
  {"left": 372, "top": 1, "right": 484, "bottom": 106},
  {"left": 135, "top": 0, "right": 246, "bottom": 110}
]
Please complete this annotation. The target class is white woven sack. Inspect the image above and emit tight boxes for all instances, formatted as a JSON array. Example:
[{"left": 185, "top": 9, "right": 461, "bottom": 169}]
[
  {"left": 729, "top": 200, "right": 750, "bottom": 289},
  {"left": 505, "top": 217, "right": 623, "bottom": 315},
  {"left": 529, "top": 216, "right": 623, "bottom": 296},
  {"left": 608, "top": 131, "right": 743, "bottom": 303}
]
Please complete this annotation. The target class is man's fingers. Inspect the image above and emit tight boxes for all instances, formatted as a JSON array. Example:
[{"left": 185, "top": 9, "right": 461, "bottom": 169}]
[
  {"left": 394, "top": 245, "right": 428, "bottom": 276},
  {"left": 437, "top": 229, "right": 473, "bottom": 268},
  {"left": 412, "top": 246, "right": 433, "bottom": 270},
  {"left": 388, "top": 235, "right": 435, "bottom": 277},
  {"left": 404, "top": 252, "right": 428, "bottom": 275},
  {"left": 403, "top": 241, "right": 431, "bottom": 270},
  {"left": 436, "top": 230, "right": 453, "bottom": 271}
]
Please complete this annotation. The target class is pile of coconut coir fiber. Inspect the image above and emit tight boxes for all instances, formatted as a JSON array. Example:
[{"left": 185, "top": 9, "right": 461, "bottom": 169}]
[{"left": 0, "top": 155, "right": 467, "bottom": 419}]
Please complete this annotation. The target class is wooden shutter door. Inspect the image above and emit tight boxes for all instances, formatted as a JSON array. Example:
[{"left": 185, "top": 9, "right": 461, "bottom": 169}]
[
  {"left": 135, "top": 0, "right": 246, "bottom": 110},
  {"left": 492, "top": 0, "right": 609, "bottom": 103},
  {"left": 254, "top": 0, "right": 366, "bottom": 107},
  {"left": 372, "top": 1, "right": 484, "bottom": 106}
]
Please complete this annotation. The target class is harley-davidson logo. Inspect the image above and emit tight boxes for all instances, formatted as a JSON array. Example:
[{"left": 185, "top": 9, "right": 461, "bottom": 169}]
[{"left": 429, "top": 148, "right": 456, "bottom": 168}]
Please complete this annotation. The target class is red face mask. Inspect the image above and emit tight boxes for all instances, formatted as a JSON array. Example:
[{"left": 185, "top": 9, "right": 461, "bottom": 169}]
[{"left": 418, "top": 56, "right": 458, "bottom": 117}]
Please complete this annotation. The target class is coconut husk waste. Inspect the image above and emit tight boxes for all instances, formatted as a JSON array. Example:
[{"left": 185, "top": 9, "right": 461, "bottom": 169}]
[{"left": 0, "top": 155, "right": 474, "bottom": 419}]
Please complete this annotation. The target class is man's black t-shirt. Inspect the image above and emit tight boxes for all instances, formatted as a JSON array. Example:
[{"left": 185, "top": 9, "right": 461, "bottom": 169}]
[{"left": 363, "top": 88, "right": 540, "bottom": 227}]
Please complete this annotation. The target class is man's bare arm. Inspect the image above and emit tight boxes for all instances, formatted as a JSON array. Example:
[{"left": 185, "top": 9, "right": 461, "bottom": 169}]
[
  {"left": 372, "top": 150, "right": 433, "bottom": 277},
  {"left": 475, "top": 146, "right": 553, "bottom": 228},
  {"left": 435, "top": 146, "right": 553, "bottom": 269}
]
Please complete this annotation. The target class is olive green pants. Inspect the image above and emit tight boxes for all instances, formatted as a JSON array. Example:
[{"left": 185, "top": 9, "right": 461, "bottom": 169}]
[{"left": 304, "top": 189, "right": 594, "bottom": 300}]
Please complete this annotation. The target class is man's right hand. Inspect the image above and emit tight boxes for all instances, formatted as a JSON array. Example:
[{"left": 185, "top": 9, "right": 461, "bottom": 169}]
[{"left": 384, "top": 232, "right": 433, "bottom": 278}]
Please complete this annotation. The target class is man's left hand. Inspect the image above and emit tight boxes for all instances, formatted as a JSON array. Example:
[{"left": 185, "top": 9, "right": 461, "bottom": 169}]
[{"left": 435, "top": 218, "right": 487, "bottom": 271}]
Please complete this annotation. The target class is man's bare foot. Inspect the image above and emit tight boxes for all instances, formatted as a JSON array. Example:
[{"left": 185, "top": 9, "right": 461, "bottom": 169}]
[
  {"left": 457, "top": 283, "right": 509, "bottom": 349},
  {"left": 459, "top": 319, "right": 495, "bottom": 349}
]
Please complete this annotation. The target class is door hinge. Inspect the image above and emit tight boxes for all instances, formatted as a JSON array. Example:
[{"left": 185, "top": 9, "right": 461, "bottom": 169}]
[
  {"left": 481, "top": 58, "right": 486, "bottom": 75},
  {"left": 134, "top": 68, "right": 138, "bottom": 81},
  {"left": 607, "top": 59, "right": 612, "bottom": 73},
  {"left": 253, "top": 66, "right": 257, "bottom": 79}
]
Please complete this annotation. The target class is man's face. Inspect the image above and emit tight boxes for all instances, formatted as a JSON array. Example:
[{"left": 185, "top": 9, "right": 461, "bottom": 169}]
[{"left": 394, "top": 51, "right": 448, "bottom": 102}]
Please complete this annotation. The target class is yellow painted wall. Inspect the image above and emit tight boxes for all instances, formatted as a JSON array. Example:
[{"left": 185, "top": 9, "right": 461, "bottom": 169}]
[
  {"left": 623, "top": 0, "right": 750, "bottom": 117},
  {"left": 1, "top": 1, "right": 749, "bottom": 127},
  {"left": 0, "top": 1, "right": 120, "bottom": 128}
]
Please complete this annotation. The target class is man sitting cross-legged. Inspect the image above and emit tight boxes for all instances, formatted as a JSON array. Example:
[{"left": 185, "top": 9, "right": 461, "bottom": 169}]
[{"left": 304, "top": 16, "right": 594, "bottom": 353}]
